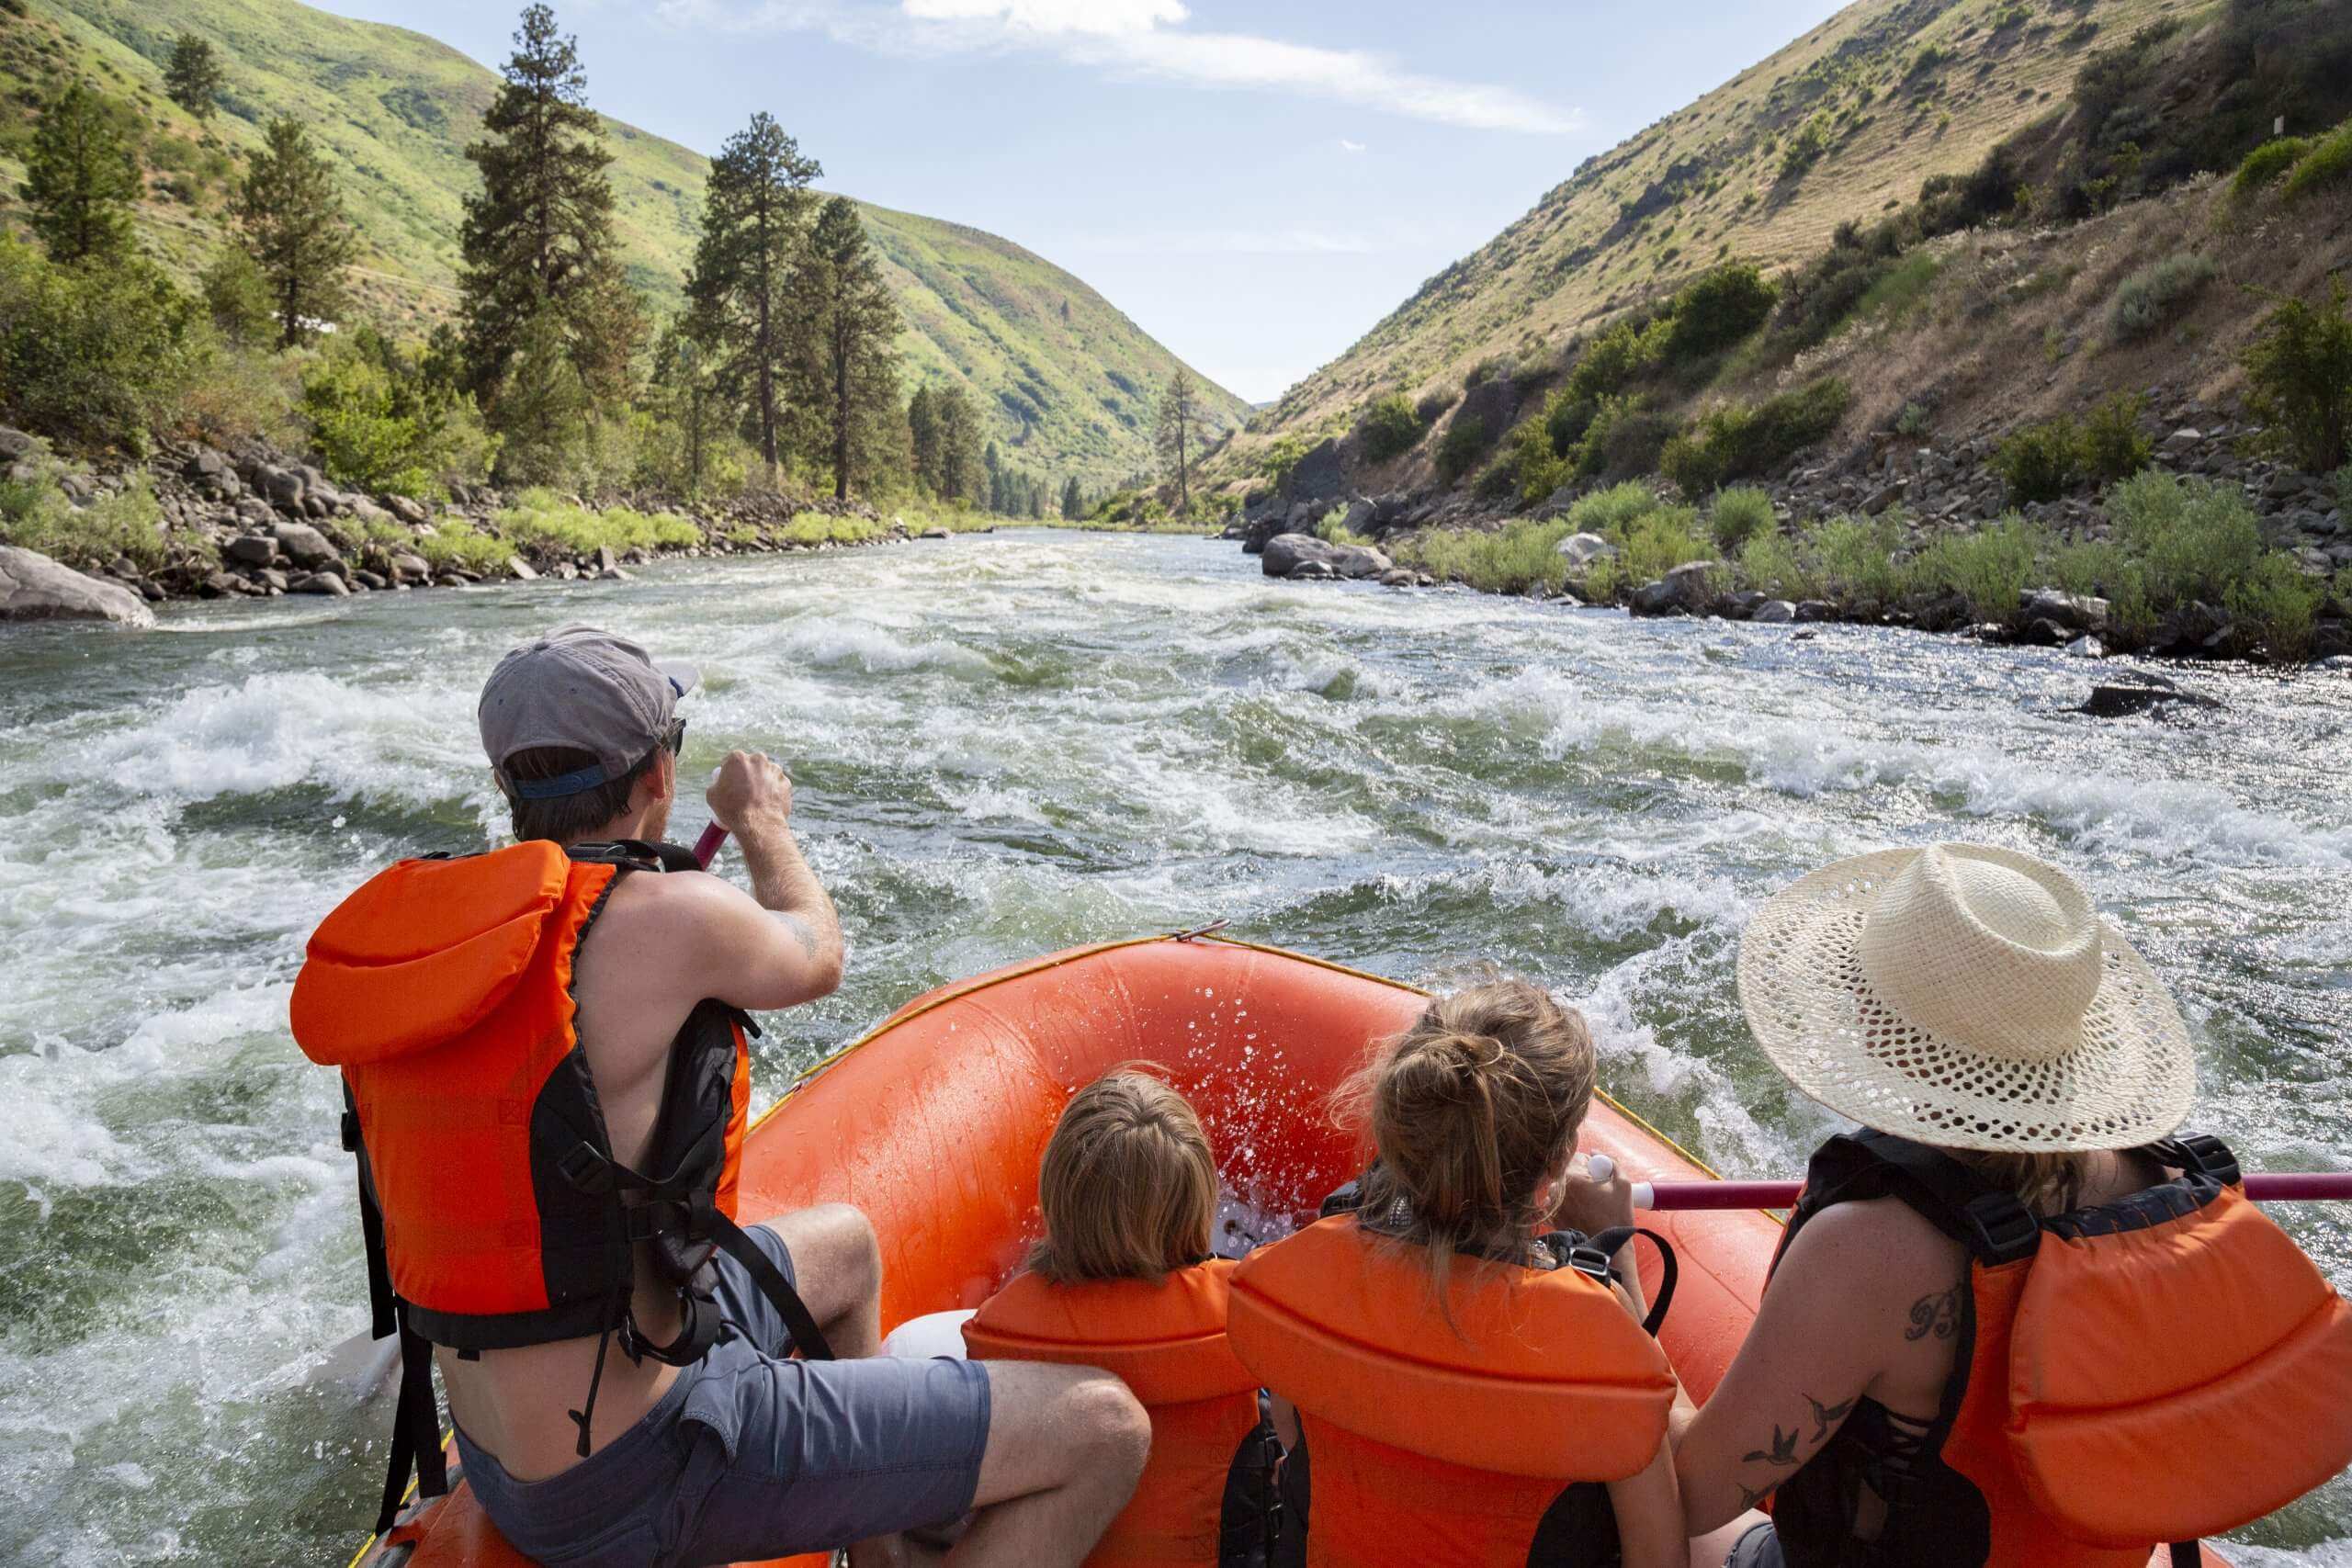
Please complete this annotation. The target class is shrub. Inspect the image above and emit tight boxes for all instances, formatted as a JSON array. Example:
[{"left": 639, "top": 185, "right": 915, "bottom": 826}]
[
  {"left": 1315, "top": 506, "right": 1371, "bottom": 547},
  {"left": 1563, "top": 320, "right": 1658, "bottom": 405},
  {"left": 496, "top": 490, "right": 704, "bottom": 561},
  {"left": 1358, "top": 392, "right": 1426, "bottom": 463},
  {"left": 199, "top": 247, "right": 276, "bottom": 346},
  {"left": 1415, "top": 388, "right": 1459, "bottom": 424},
  {"left": 0, "top": 237, "right": 207, "bottom": 452},
  {"left": 1894, "top": 400, "right": 1935, "bottom": 439},
  {"left": 1259, "top": 434, "right": 1309, "bottom": 489},
  {"left": 1583, "top": 400, "right": 1679, "bottom": 479},
  {"left": 1435, "top": 413, "right": 1491, "bottom": 483},
  {"left": 1780, "top": 114, "right": 1833, "bottom": 181},
  {"left": 1543, "top": 388, "right": 1598, "bottom": 455},
  {"left": 1462, "top": 356, "right": 1509, "bottom": 390},
  {"left": 1804, "top": 514, "right": 1906, "bottom": 610},
  {"left": 1737, "top": 529, "right": 1814, "bottom": 600},
  {"left": 0, "top": 462, "right": 166, "bottom": 570},
  {"left": 1662, "top": 264, "right": 1779, "bottom": 361},
  {"left": 1498, "top": 415, "right": 1571, "bottom": 504},
  {"left": 2104, "top": 254, "right": 2216, "bottom": 344},
  {"left": 1568, "top": 481, "right": 1665, "bottom": 536},
  {"left": 416, "top": 525, "right": 513, "bottom": 575},
  {"left": 2282, "top": 123, "right": 2352, "bottom": 203},
  {"left": 300, "top": 330, "right": 498, "bottom": 498},
  {"left": 1394, "top": 517, "right": 1572, "bottom": 595},
  {"left": 1991, "top": 417, "right": 2082, "bottom": 504},
  {"left": 2233, "top": 136, "right": 2312, "bottom": 199},
  {"left": 2105, "top": 471, "right": 2264, "bottom": 607},
  {"left": 779, "top": 512, "right": 882, "bottom": 546},
  {"left": 1666, "top": 379, "right": 1851, "bottom": 493},
  {"left": 2225, "top": 554, "right": 2326, "bottom": 661},
  {"left": 2081, "top": 391, "right": 2153, "bottom": 483},
  {"left": 2242, "top": 279, "right": 2352, "bottom": 473},
  {"left": 1619, "top": 505, "right": 1713, "bottom": 583},
  {"left": 169, "top": 344, "right": 303, "bottom": 449},
  {"left": 1911, "top": 516, "right": 2043, "bottom": 623},
  {"left": 1709, "top": 486, "right": 1777, "bottom": 552}
]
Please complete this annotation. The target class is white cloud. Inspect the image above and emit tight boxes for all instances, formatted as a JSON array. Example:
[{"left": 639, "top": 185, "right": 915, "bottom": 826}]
[
  {"left": 1340, "top": 138, "right": 1366, "bottom": 153},
  {"left": 902, "top": 0, "right": 1187, "bottom": 34},
  {"left": 658, "top": 0, "right": 1579, "bottom": 135}
]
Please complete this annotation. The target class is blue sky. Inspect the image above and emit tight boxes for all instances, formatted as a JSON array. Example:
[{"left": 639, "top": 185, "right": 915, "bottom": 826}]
[{"left": 313, "top": 0, "right": 1849, "bottom": 402}]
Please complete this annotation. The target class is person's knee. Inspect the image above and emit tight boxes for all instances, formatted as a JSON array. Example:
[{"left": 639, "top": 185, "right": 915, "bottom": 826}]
[{"left": 1065, "top": 1373, "right": 1150, "bottom": 1488}]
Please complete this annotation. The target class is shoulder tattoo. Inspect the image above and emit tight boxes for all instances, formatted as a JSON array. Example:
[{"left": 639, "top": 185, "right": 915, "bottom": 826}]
[{"left": 1904, "top": 1280, "right": 1964, "bottom": 1342}]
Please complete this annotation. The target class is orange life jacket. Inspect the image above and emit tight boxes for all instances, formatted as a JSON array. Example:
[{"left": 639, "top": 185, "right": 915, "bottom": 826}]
[
  {"left": 1765, "top": 1131, "right": 2352, "bottom": 1568},
  {"left": 290, "top": 839, "right": 825, "bottom": 1534},
  {"left": 964, "top": 1259, "right": 1276, "bottom": 1566},
  {"left": 1227, "top": 1214, "right": 1676, "bottom": 1568}
]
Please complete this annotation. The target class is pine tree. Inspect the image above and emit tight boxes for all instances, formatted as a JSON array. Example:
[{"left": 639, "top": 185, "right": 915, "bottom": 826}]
[
  {"left": 685, "top": 112, "right": 820, "bottom": 486},
  {"left": 984, "top": 440, "right": 1007, "bottom": 513},
  {"left": 22, "top": 82, "right": 139, "bottom": 265},
  {"left": 907, "top": 385, "right": 942, "bottom": 494},
  {"left": 164, "top": 35, "right": 225, "bottom": 120},
  {"left": 233, "top": 118, "right": 356, "bottom": 348},
  {"left": 790, "top": 195, "right": 900, "bottom": 501},
  {"left": 458, "top": 4, "right": 643, "bottom": 416},
  {"left": 933, "top": 386, "right": 983, "bottom": 505},
  {"left": 1060, "top": 475, "right": 1083, "bottom": 520},
  {"left": 1154, "top": 367, "right": 1210, "bottom": 513},
  {"left": 497, "top": 290, "right": 592, "bottom": 485},
  {"left": 643, "top": 321, "right": 733, "bottom": 495}
]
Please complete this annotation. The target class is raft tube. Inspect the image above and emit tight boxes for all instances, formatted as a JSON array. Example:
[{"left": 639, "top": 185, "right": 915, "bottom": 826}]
[{"left": 347, "top": 936, "right": 2230, "bottom": 1568}]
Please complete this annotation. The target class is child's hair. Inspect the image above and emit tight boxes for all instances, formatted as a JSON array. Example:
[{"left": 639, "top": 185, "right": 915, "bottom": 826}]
[
  {"left": 1335, "top": 980, "right": 1597, "bottom": 1299},
  {"left": 1031, "top": 1065, "right": 1218, "bottom": 1286}
]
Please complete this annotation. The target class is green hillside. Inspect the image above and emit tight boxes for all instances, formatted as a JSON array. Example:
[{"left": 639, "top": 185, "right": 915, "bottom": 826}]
[
  {"left": 1235, "top": 0, "right": 2189, "bottom": 462},
  {"left": 0, "top": 0, "right": 1246, "bottom": 485}
]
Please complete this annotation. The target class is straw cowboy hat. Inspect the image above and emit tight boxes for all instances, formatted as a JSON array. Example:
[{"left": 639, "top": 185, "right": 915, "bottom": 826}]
[{"left": 1737, "top": 842, "right": 2195, "bottom": 1154}]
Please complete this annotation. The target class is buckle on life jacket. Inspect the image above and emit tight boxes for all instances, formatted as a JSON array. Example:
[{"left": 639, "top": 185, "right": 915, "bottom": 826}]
[
  {"left": 1962, "top": 1190, "right": 2042, "bottom": 1265},
  {"left": 624, "top": 1198, "right": 696, "bottom": 1245},
  {"left": 559, "top": 1140, "right": 615, "bottom": 1194}
]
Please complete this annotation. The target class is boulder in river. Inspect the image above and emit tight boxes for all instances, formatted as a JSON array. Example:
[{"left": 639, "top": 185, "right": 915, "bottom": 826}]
[
  {"left": 0, "top": 545, "right": 156, "bottom": 626},
  {"left": 1629, "top": 560, "right": 1719, "bottom": 617},
  {"left": 1752, "top": 599, "right": 1797, "bottom": 625},
  {"left": 1261, "top": 532, "right": 1391, "bottom": 581},
  {"left": 389, "top": 553, "right": 433, "bottom": 585},
  {"left": 290, "top": 571, "right": 350, "bottom": 596},
  {"left": 224, "top": 535, "right": 277, "bottom": 568},
  {"left": 2018, "top": 587, "right": 2109, "bottom": 636}
]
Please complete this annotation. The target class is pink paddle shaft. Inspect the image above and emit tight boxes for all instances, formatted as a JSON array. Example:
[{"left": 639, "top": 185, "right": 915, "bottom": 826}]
[
  {"left": 1634, "top": 1172, "right": 2352, "bottom": 1211},
  {"left": 694, "top": 824, "right": 729, "bottom": 868}
]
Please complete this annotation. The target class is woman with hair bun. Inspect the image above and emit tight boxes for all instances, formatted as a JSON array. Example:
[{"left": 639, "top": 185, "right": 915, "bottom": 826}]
[{"left": 1229, "top": 980, "right": 1745, "bottom": 1568}]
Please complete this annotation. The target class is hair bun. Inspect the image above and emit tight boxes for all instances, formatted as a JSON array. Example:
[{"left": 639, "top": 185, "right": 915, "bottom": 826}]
[{"left": 1430, "top": 1029, "right": 1505, "bottom": 1072}]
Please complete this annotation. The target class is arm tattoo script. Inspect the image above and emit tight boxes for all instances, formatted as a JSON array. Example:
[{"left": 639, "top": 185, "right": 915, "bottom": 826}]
[
  {"left": 1905, "top": 1281, "right": 1964, "bottom": 1342},
  {"left": 775, "top": 913, "right": 821, "bottom": 963}
]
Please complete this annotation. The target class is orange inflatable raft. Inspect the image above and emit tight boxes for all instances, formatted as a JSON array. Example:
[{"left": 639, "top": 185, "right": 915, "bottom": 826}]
[{"left": 347, "top": 935, "right": 2229, "bottom": 1568}]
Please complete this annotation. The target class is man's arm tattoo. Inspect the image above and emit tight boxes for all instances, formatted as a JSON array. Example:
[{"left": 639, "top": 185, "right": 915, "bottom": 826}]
[
  {"left": 1905, "top": 1281, "right": 1963, "bottom": 1342},
  {"left": 775, "top": 913, "right": 821, "bottom": 962}
]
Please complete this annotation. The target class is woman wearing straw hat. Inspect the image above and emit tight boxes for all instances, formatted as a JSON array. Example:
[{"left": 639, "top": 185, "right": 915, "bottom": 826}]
[{"left": 1672, "top": 842, "right": 2352, "bottom": 1568}]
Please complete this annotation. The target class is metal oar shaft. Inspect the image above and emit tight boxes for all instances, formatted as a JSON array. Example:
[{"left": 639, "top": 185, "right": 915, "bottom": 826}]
[{"left": 1628, "top": 1172, "right": 2352, "bottom": 1211}]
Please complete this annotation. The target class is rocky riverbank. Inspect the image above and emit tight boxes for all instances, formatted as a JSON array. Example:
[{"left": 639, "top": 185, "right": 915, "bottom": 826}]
[
  {"left": 1222, "top": 384, "right": 2351, "bottom": 664},
  {"left": 0, "top": 428, "right": 939, "bottom": 626}
]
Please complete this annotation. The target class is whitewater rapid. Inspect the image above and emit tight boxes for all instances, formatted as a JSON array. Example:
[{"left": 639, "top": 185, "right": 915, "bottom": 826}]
[{"left": 0, "top": 530, "right": 2346, "bottom": 1563}]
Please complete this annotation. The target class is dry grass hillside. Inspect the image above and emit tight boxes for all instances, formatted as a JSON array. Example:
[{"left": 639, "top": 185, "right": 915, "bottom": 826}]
[{"left": 1232, "top": 0, "right": 2196, "bottom": 467}]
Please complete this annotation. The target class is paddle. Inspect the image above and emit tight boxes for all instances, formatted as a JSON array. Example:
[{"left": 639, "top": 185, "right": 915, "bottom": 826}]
[
  {"left": 694, "top": 823, "right": 728, "bottom": 869},
  {"left": 1583, "top": 1156, "right": 2352, "bottom": 1211}
]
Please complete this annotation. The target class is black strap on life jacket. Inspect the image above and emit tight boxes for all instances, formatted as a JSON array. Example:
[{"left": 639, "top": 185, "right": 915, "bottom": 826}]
[
  {"left": 1319, "top": 1174, "right": 1678, "bottom": 1336},
  {"left": 343, "top": 1080, "right": 450, "bottom": 1536}
]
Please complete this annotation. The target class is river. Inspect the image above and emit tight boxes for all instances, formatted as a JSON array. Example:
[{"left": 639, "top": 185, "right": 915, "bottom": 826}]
[{"left": 1, "top": 529, "right": 2346, "bottom": 1565}]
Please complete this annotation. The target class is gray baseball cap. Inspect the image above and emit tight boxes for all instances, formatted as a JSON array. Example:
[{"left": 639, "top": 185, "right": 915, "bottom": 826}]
[{"left": 478, "top": 625, "right": 699, "bottom": 799}]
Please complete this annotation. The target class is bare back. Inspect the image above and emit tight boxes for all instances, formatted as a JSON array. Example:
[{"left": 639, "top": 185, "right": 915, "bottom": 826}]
[{"left": 439, "top": 783, "right": 844, "bottom": 1480}]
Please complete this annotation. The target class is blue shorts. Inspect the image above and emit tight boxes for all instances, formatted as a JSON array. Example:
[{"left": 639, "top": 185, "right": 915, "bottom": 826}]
[
  {"left": 1725, "top": 1521, "right": 1782, "bottom": 1568},
  {"left": 452, "top": 1224, "right": 993, "bottom": 1568}
]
